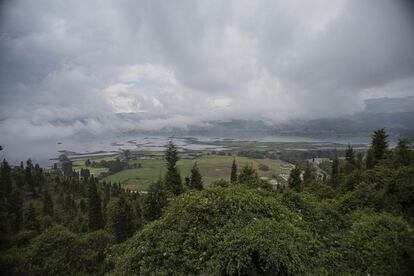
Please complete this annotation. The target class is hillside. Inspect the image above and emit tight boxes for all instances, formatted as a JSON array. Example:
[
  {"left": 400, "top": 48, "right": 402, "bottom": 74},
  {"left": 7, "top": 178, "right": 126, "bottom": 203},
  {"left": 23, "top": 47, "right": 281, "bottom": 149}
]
[{"left": 1, "top": 129, "right": 414, "bottom": 275}]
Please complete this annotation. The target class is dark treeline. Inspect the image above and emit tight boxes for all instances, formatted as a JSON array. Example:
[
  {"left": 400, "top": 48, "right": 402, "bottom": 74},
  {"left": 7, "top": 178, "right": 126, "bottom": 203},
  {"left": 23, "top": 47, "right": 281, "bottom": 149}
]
[
  {"left": 0, "top": 141, "right": 204, "bottom": 274},
  {"left": 1, "top": 129, "right": 414, "bottom": 275},
  {"left": 0, "top": 156, "right": 136, "bottom": 274},
  {"left": 238, "top": 148, "right": 345, "bottom": 167},
  {"left": 87, "top": 157, "right": 142, "bottom": 178}
]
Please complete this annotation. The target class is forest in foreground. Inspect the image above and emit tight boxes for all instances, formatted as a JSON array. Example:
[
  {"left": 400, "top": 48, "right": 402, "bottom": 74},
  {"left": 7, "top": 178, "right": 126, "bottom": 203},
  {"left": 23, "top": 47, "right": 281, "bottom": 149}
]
[{"left": 0, "top": 129, "right": 414, "bottom": 275}]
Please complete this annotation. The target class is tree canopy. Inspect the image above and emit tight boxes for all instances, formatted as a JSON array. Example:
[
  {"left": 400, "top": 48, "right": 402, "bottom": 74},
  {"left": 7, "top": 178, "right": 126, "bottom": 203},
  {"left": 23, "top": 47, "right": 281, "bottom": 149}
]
[{"left": 0, "top": 129, "right": 413, "bottom": 275}]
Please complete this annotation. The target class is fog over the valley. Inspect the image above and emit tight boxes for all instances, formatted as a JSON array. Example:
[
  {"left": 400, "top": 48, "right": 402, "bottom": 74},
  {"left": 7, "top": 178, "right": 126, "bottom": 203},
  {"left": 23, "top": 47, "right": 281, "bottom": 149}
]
[{"left": 1, "top": 0, "right": 414, "bottom": 144}]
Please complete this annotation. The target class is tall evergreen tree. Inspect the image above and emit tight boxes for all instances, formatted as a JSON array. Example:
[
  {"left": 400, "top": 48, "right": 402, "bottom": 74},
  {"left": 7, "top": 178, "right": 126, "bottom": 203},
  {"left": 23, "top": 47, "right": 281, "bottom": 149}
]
[
  {"left": 80, "top": 168, "right": 91, "bottom": 180},
  {"left": 25, "top": 203, "right": 40, "bottom": 231},
  {"left": 164, "top": 141, "right": 183, "bottom": 196},
  {"left": 106, "top": 196, "right": 135, "bottom": 243},
  {"left": 371, "top": 128, "right": 389, "bottom": 163},
  {"left": 238, "top": 164, "right": 258, "bottom": 184},
  {"left": 184, "top": 176, "right": 190, "bottom": 188},
  {"left": 331, "top": 156, "right": 340, "bottom": 188},
  {"left": 131, "top": 193, "right": 143, "bottom": 230},
  {"left": 32, "top": 164, "right": 44, "bottom": 194},
  {"left": 42, "top": 191, "right": 54, "bottom": 217},
  {"left": 124, "top": 150, "right": 131, "bottom": 161},
  {"left": 84, "top": 159, "right": 91, "bottom": 167},
  {"left": 87, "top": 178, "right": 104, "bottom": 230},
  {"left": 8, "top": 188, "right": 24, "bottom": 233},
  {"left": 25, "top": 160, "right": 36, "bottom": 196},
  {"left": 0, "top": 194, "right": 10, "bottom": 236},
  {"left": 230, "top": 158, "right": 238, "bottom": 183},
  {"left": 79, "top": 199, "right": 87, "bottom": 214},
  {"left": 366, "top": 149, "right": 375, "bottom": 169},
  {"left": 26, "top": 159, "right": 33, "bottom": 169},
  {"left": 303, "top": 162, "right": 315, "bottom": 186},
  {"left": 394, "top": 138, "right": 411, "bottom": 166},
  {"left": 345, "top": 144, "right": 355, "bottom": 166},
  {"left": 189, "top": 162, "right": 203, "bottom": 190},
  {"left": 344, "top": 144, "right": 356, "bottom": 173},
  {"left": 0, "top": 159, "right": 12, "bottom": 198},
  {"left": 288, "top": 166, "right": 302, "bottom": 192},
  {"left": 143, "top": 180, "right": 168, "bottom": 222},
  {"left": 14, "top": 171, "right": 25, "bottom": 189},
  {"left": 356, "top": 152, "right": 364, "bottom": 169}
]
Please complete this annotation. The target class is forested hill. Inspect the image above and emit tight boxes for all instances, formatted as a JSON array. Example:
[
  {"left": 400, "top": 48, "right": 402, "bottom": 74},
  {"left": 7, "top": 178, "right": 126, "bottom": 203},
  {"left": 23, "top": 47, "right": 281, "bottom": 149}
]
[{"left": 1, "top": 129, "right": 414, "bottom": 275}]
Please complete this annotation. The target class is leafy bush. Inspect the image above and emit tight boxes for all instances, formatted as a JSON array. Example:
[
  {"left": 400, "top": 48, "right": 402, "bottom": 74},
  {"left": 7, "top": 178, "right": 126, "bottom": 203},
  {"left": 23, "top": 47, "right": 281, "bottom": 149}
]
[
  {"left": 0, "top": 226, "right": 114, "bottom": 275},
  {"left": 337, "top": 211, "right": 414, "bottom": 275},
  {"left": 112, "top": 185, "right": 318, "bottom": 274}
]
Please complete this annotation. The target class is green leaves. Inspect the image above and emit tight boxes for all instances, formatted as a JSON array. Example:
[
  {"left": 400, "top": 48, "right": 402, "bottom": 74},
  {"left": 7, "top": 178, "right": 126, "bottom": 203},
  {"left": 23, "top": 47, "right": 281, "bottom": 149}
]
[
  {"left": 337, "top": 211, "right": 414, "bottom": 275},
  {"left": 113, "top": 185, "right": 316, "bottom": 274},
  {"left": 106, "top": 196, "right": 135, "bottom": 243}
]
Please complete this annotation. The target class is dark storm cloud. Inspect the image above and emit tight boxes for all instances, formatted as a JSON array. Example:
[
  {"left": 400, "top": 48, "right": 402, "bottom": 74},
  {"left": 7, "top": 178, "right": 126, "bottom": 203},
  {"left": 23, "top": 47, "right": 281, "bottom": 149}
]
[{"left": 0, "top": 0, "right": 414, "bottom": 141}]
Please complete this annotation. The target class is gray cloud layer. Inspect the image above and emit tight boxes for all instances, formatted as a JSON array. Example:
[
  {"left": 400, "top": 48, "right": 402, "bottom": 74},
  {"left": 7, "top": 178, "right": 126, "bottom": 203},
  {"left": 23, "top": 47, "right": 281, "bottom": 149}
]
[{"left": 1, "top": 0, "right": 414, "bottom": 142}]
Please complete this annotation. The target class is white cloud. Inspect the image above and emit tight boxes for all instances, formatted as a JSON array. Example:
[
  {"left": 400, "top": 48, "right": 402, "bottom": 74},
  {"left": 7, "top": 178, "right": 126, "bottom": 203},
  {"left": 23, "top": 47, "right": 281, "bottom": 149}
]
[{"left": 0, "top": 0, "right": 413, "bottom": 143}]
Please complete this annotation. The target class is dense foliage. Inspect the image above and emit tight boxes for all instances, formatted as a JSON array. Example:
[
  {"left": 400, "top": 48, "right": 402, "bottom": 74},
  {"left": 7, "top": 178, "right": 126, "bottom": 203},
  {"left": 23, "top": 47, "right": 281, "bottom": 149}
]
[
  {"left": 0, "top": 130, "right": 413, "bottom": 275},
  {"left": 111, "top": 185, "right": 317, "bottom": 275}
]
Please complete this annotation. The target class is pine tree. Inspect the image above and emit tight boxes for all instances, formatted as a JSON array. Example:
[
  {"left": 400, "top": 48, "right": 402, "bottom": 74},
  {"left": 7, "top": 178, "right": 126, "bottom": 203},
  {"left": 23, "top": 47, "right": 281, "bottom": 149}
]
[
  {"left": 131, "top": 194, "right": 143, "bottom": 230},
  {"left": 25, "top": 203, "right": 40, "bottom": 231},
  {"left": 143, "top": 179, "right": 168, "bottom": 221},
  {"left": 237, "top": 164, "right": 259, "bottom": 185},
  {"left": 42, "top": 191, "right": 54, "bottom": 217},
  {"left": 79, "top": 199, "right": 87, "bottom": 214},
  {"left": 184, "top": 176, "right": 190, "bottom": 188},
  {"left": 394, "top": 138, "right": 411, "bottom": 166},
  {"left": 25, "top": 160, "right": 36, "bottom": 196},
  {"left": 230, "top": 158, "right": 238, "bottom": 183},
  {"left": 356, "top": 152, "right": 364, "bottom": 169},
  {"left": 0, "top": 194, "right": 10, "bottom": 236},
  {"left": 331, "top": 156, "right": 339, "bottom": 188},
  {"left": 371, "top": 128, "right": 389, "bottom": 163},
  {"left": 80, "top": 168, "right": 91, "bottom": 180},
  {"left": 0, "top": 159, "right": 12, "bottom": 198},
  {"left": 26, "top": 158, "right": 33, "bottom": 169},
  {"left": 164, "top": 141, "right": 183, "bottom": 196},
  {"left": 344, "top": 144, "right": 356, "bottom": 173},
  {"left": 303, "top": 162, "right": 315, "bottom": 186},
  {"left": 8, "top": 188, "right": 24, "bottom": 233},
  {"left": 85, "top": 159, "right": 91, "bottom": 167},
  {"left": 345, "top": 144, "right": 355, "bottom": 166},
  {"left": 106, "top": 196, "right": 135, "bottom": 243},
  {"left": 288, "top": 166, "right": 302, "bottom": 192},
  {"left": 189, "top": 162, "right": 203, "bottom": 190},
  {"left": 124, "top": 150, "right": 131, "bottom": 161},
  {"left": 14, "top": 172, "right": 25, "bottom": 189},
  {"left": 87, "top": 178, "right": 104, "bottom": 230},
  {"left": 366, "top": 149, "right": 375, "bottom": 169}
]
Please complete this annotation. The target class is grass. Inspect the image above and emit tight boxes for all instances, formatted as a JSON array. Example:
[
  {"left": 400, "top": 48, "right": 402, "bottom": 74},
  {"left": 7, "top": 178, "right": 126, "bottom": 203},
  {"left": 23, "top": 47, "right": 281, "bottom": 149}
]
[
  {"left": 185, "top": 138, "right": 355, "bottom": 152},
  {"left": 102, "top": 155, "right": 292, "bottom": 191},
  {"left": 72, "top": 156, "right": 116, "bottom": 176},
  {"left": 69, "top": 138, "right": 354, "bottom": 191}
]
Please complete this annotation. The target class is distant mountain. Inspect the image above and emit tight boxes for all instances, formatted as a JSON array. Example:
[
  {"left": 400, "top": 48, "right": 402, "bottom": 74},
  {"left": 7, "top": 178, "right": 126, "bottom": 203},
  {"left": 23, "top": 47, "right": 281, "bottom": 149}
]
[
  {"left": 146, "top": 110, "right": 414, "bottom": 139},
  {"left": 364, "top": 96, "right": 414, "bottom": 113},
  {"left": 274, "top": 111, "right": 414, "bottom": 137},
  {"left": 76, "top": 97, "right": 414, "bottom": 139},
  {"left": 170, "top": 97, "right": 414, "bottom": 137}
]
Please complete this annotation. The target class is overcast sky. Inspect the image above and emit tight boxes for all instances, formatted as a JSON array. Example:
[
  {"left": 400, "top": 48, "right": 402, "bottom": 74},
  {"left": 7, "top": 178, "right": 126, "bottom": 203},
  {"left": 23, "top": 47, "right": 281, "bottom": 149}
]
[{"left": 1, "top": 0, "right": 414, "bottom": 142}]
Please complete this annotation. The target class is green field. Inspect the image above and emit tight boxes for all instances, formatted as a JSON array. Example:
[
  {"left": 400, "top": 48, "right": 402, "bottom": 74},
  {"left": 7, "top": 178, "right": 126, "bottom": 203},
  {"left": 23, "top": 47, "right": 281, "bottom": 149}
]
[
  {"left": 72, "top": 156, "right": 113, "bottom": 176},
  {"left": 99, "top": 154, "right": 292, "bottom": 191},
  {"left": 183, "top": 137, "right": 354, "bottom": 152},
  {"left": 69, "top": 137, "right": 356, "bottom": 191}
]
